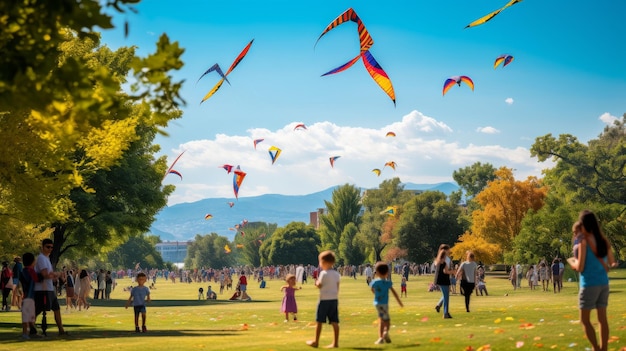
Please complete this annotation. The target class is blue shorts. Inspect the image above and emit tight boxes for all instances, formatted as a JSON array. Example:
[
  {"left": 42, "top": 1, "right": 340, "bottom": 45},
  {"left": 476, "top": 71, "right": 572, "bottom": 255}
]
[
  {"left": 240, "top": 284, "right": 247, "bottom": 292},
  {"left": 316, "top": 299, "right": 339, "bottom": 324},
  {"left": 133, "top": 305, "right": 147, "bottom": 316},
  {"left": 375, "top": 304, "right": 390, "bottom": 321}
]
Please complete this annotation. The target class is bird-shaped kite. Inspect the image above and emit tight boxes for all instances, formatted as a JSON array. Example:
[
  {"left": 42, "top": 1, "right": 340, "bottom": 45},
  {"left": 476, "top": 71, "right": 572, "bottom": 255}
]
[
  {"left": 316, "top": 8, "right": 395, "bottom": 105},
  {"left": 227, "top": 202, "right": 235, "bottom": 208},
  {"left": 205, "top": 214, "right": 213, "bottom": 220},
  {"left": 385, "top": 131, "right": 396, "bottom": 137},
  {"left": 380, "top": 206, "right": 397, "bottom": 216},
  {"left": 372, "top": 168, "right": 381, "bottom": 176},
  {"left": 465, "top": 0, "right": 522, "bottom": 29},
  {"left": 253, "top": 138, "right": 264, "bottom": 149},
  {"left": 294, "top": 123, "right": 307, "bottom": 130},
  {"left": 224, "top": 245, "right": 232, "bottom": 254},
  {"left": 220, "top": 164, "right": 234, "bottom": 174},
  {"left": 268, "top": 146, "right": 282, "bottom": 165},
  {"left": 494, "top": 54, "right": 514, "bottom": 69},
  {"left": 329, "top": 156, "right": 341, "bottom": 168},
  {"left": 384, "top": 161, "right": 397, "bottom": 170},
  {"left": 196, "top": 63, "right": 229, "bottom": 86},
  {"left": 199, "top": 39, "right": 254, "bottom": 104},
  {"left": 163, "top": 150, "right": 186, "bottom": 182},
  {"left": 443, "top": 76, "right": 474, "bottom": 96}
]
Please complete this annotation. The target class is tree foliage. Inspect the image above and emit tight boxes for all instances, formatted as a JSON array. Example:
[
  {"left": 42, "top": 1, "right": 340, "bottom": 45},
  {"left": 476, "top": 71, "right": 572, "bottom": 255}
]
[
  {"left": 262, "top": 222, "right": 320, "bottom": 266},
  {"left": 234, "top": 222, "right": 277, "bottom": 267},
  {"left": 337, "top": 223, "right": 366, "bottom": 265},
  {"left": 450, "top": 231, "right": 501, "bottom": 264},
  {"left": 319, "top": 184, "right": 362, "bottom": 253},
  {"left": 530, "top": 114, "right": 626, "bottom": 207},
  {"left": 107, "top": 234, "right": 165, "bottom": 270},
  {"left": 394, "top": 191, "right": 463, "bottom": 263},
  {"left": 453, "top": 162, "right": 497, "bottom": 199},
  {"left": 185, "top": 233, "right": 233, "bottom": 269},
  {"left": 359, "top": 178, "right": 414, "bottom": 262},
  {"left": 471, "top": 167, "right": 547, "bottom": 253}
]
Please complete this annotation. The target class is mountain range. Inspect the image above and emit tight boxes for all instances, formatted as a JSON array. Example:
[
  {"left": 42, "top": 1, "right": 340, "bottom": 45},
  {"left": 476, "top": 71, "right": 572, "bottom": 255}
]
[{"left": 149, "top": 182, "right": 459, "bottom": 242}]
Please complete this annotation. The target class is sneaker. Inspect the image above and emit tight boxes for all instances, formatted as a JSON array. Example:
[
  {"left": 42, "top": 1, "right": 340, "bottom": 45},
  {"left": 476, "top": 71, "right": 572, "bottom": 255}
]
[
  {"left": 21, "top": 334, "right": 30, "bottom": 340},
  {"left": 384, "top": 332, "right": 391, "bottom": 343},
  {"left": 29, "top": 326, "right": 37, "bottom": 335},
  {"left": 135, "top": 327, "right": 141, "bottom": 333},
  {"left": 444, "top": 313, "right": 453, "bottom": 319},
  {"left": 435, "top": 305, "right": 441, "bottom": 313},
  {"left": 374, "top": 338, "right": 385, "bottom": 344},
  {"left": 293, "top": 315, "right": 298, "bottom": 321},
  {"left": 142, "top": 326, "right": 147, "bottom": 333}
]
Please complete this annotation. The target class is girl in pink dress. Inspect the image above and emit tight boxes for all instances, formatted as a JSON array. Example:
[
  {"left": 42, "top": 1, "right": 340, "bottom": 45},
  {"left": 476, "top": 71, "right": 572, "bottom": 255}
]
[{"left": 280, "top": 274, "right": 301, "bottom": 322}]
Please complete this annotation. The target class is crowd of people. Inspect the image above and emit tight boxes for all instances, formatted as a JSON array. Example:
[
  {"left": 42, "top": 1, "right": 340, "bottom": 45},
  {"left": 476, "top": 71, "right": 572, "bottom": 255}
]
[{"left": 0, "top": 210, "right": 618, "bottom": 350}]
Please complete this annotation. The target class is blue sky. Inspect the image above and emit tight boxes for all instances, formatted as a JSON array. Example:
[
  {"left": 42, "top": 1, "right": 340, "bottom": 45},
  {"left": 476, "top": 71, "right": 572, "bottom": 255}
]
[{"left": 101, "top": 0, "right": 625, "bottom": 205}]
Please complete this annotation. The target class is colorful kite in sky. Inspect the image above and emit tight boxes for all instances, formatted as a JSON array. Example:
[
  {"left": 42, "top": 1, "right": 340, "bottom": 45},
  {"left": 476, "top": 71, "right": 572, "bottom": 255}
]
[
  {"left": 224, "top": 245, "right": 232, "bottom": 253},
  {"left": 196, "top": 63, "right": 229, "bottom": 86},
  {"left": 494, "top": 54, "right": 514, "bottom": 69},
  {"left": 268, "top": 146, "right": 282, "bottom": 165},
  {"left": 329, "top": 156, "right": 341, "bottom": 168},
  {"left": 253, "top": 138, "right": 264, "bottom": 149},
  {"left": 294, "top": 123, "right": 307, "bottom": 130},
  {"left": 205, "top": 214, "right": 213, "bottom": 220},
  {"left": 385, "top": 131, "right": 396, "bottom": 137},
  {"left": 236, "top": 244, "right": 244, "bottom": 248},
  {"left": 233, "top": 165, "right": 246, "bottom": 200},
  {"left": 384, "top": 161, "right": 397, "bottom": 170},
  {"left": 163, "top": 150, "right": 186, "bottom": 182},
  {"left": 465, "top": 0, "right": 522, "bottom": 29},
  {"left": 372, "top": 168, "right": 381, "bottom": 176},
  {"left": 220, "top": 164, "right": 234, "bottom": 174},
  {"left": 443, "top": 76, "right": 474, "bottom": 96},
  {"left": 227, "top": 202, "right": 235, "bottom": 208},
  {"left": 316, "top": 8, "right": 396, "bottom": 105},
  {"left": 199, "top": 39, "right": 254, "bottom": 104}
]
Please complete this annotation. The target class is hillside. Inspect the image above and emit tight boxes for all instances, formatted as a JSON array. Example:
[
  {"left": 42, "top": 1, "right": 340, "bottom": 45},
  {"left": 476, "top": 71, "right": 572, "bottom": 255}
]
[{"left": 149, "top": 182, "right": 459, "bottom": 241}]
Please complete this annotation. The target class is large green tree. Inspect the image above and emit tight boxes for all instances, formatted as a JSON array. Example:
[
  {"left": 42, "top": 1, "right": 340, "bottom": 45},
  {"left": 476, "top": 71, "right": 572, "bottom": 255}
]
[
  {"left": 319, "top": 184, "right": 362, "bottom": 253},
  {"left": 531, "top": 114, "right": 626, "bottom": 207},
  {"left": 262, "top": 222, "right": 320, "bottom": 266},
  {"left": 394, "top": 191, "right": 463, "bottom": 263},
  {"left": 185, "top": 233, "right": 233, "bottom": 269},
  {"left": 453, "top": 162, "right": 497, "bottom": 199},
  {"left": 359, "top": 178, "right": 414, "bottom": 262},
  {"left": 108, "top": 234, "right": 165, "bottom": 270},
  {"left": 234, "top": 222, "right": 277, "bottom": 267}
]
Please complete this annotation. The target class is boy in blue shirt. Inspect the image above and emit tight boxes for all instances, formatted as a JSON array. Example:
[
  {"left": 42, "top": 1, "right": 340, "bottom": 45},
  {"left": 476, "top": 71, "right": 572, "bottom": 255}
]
[
  {"left": 125, "top": 272, "right": 151, "bottom": 333},
  {"left": 370, "top": 261, "right": 403, "bottom": 344}
]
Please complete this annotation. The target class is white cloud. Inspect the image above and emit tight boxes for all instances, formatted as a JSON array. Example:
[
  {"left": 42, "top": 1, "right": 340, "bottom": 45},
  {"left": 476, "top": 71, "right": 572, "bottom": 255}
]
[
  {"left": 505, "top": 97, "right": 514, "bottom": 105},
  {"left": 476, "top": 126, "right": 500, "bottom": 134},
  {"left": 163, "top": 110, "right": 551, "bottom": 205},
  {"left": 598, "top": 112, "right": 618, "bottom": 125}
]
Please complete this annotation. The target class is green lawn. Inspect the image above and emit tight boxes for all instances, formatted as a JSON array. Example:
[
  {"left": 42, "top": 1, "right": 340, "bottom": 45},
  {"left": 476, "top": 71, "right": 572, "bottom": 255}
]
[{"left": 1, "top": 270, "right": 625, "bottom": 350}]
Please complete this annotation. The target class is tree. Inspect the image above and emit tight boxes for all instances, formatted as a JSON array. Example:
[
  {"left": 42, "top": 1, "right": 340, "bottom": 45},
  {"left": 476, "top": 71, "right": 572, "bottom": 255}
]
[
  {"left": 453, "top": 162, "right": 497, "bottom": 199},
  {"left": 319, "top": 184, "right": 362, "bottom": 252},
  {"left": 263, "top": 222, "right": 320, "bottom": 266},
  {"left": 337, "top": 223, "right": 366, "bottom": 265},
  {"left": 471, "top": 167, "right": 547, "bottom": 253},
  {"left": 530, "top": 114, "right": 626, "bottom": 207},
  {"left": 359, "top": 178, "right": 414, "bottom": 262},
  {"left": 185, "top": 233, "right": 233, "bottom": 269},
  {"left": 394, "top": 191, "right": 463, "bottom": 263},
  {"left": 108, "top": 234, "right": 165, "bottom": 269},
  {"left": 0, "top": 2, "right": 185, "bottom": 266},
  {"left": 450, "top": 231, "right": 501, "bottom": 264},
  {"left": 234, "top": 222, "right": 277, "bottom": 267}
]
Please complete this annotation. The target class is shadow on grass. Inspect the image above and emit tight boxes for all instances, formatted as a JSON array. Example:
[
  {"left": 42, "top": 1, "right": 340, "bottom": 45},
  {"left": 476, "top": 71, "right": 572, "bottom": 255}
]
[
  {"left": 352, "top": 345, "right": 420, "bottom": 350},
  {"left": 0, "top": 325, "right": 245, "bottom": 345},
  {"left": 71, "top": 298, "right": 273, "bottom": 308}
]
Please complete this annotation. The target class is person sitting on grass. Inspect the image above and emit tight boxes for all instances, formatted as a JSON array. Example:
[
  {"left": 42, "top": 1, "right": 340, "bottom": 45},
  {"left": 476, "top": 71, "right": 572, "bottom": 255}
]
[{"left": 206, "top": 286, "right": 217, "bottom": 300}]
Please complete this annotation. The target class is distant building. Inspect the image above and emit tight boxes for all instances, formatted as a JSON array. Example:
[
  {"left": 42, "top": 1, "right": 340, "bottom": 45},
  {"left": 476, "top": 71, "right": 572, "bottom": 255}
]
[
  {"left": 155, "top": 241, "right": 191, "bottom": 265},
  {"left": 310, "top": 208, "right": 325, "bottom": 229}
]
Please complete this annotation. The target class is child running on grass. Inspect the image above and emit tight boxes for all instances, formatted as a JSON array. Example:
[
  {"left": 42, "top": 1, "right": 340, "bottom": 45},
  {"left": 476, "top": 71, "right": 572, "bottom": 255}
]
[
  {"left": 280, "top": 274, "right": 301, "bottom": 322},
  {"left": 307, "top": 250, "right": 340, "bottom": 348},
  {"left": 370, "top": 261, "right": 403, "bottom": 344},
  {"left": 125, "top": 272, "right": 151, "bottom": 333}
]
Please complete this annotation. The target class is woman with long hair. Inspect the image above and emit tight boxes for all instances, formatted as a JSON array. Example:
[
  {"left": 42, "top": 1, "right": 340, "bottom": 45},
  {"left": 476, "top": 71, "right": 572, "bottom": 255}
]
[
  {"left": 569, "top": 210, "right": 617, "bottom": 351},
  {"left": 434, "top": 244, "right": 455, "bottom": 319}
]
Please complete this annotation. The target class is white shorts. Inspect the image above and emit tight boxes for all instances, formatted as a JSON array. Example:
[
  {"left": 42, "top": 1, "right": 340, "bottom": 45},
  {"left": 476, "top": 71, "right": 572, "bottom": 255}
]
[{"left": 21, "top": 298, "right": 35, "bottom": 324}]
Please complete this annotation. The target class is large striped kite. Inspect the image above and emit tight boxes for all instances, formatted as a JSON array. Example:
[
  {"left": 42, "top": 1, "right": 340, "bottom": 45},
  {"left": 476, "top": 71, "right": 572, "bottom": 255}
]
[
  {"left": 316, "top": 8, "right": 395, "bottom": 106},
  {"left": 465, "top": 0, "right": 522, "bottom": 29}
]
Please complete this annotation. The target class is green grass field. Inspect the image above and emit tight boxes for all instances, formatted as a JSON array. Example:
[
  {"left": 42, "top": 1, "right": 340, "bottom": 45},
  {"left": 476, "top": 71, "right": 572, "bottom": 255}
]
[{"left": 1, "top": 270, "right": 625, "bottom": 351}]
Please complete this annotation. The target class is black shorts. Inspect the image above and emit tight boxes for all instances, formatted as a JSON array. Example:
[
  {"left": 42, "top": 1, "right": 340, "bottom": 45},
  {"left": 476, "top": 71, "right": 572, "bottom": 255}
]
[
  {"left": 316, "top": 299, "right": 339, "bottom": 324},
  {"left": 35, "top": 291, "right": 60, "bottom": 315}
]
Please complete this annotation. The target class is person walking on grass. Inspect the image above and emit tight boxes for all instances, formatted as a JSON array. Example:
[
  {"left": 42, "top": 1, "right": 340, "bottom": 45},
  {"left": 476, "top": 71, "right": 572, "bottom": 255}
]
[
  {"left": 370, "top": 261, "right": 403, "bottom": 344},
  {"left": 569, "top": 210, "right": 617, "bottom": 351},
  {"left": 280, "top": 274, "right": 301, "bottom": 322},
  {"left": 34, "top": 239, "right": 68, "bottom": 337},
  {"left": 19, "top": 252, "right": 40, "bottom": 339},
  {"left": 307, "top": 250, "right": 340, "bottom": 348},
  {"left": 457, "top": 251, "right": 478, "bottom": 312},
  {"left": 125, "top": 272, "right": 151, "bottom": 333},
  {"left": 434, "top": 244, "right": 454, "bottom": 319}
]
